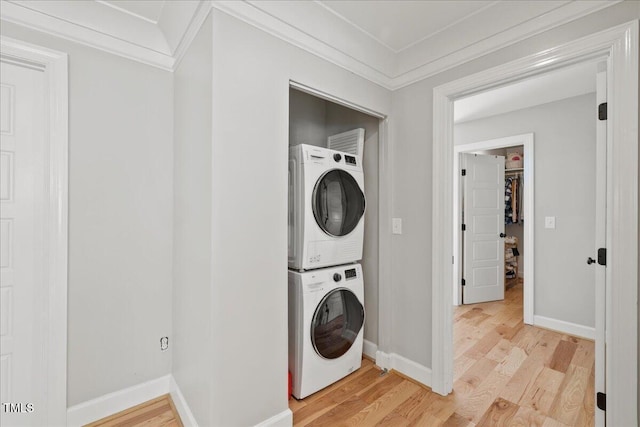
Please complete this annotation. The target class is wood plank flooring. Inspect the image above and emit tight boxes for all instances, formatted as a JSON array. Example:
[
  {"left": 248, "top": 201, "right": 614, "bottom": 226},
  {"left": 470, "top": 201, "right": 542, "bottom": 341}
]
[
  {"left": 290, "top": 282, "right": 595, "bottom": 426},
  {"left": 85, "top": 394, "right": 183, "bottom": 427}
]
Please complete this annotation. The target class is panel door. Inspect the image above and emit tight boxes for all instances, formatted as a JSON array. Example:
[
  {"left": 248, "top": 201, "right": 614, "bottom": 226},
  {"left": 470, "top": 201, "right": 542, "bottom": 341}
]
[
  {"left": 1, "top": 60, "right": 46, "bottom": 426},
  {"left": 462, "top": 153, "right": 505, "bottom": 304}
]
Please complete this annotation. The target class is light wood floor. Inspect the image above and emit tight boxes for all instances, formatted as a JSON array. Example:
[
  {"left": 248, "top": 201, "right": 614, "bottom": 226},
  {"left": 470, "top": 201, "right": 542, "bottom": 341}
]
[
  {"left": 85, "top": 394, "right": 183, "bottom": 427},
  {"left": 289, "top": 282, "right": 595, "bottom": 426}
]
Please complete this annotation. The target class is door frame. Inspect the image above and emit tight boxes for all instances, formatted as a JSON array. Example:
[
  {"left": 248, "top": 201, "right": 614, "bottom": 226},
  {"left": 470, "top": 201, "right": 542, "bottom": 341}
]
[
  {"left": 453, "top": 134, "right": 534, "bottom": 325},
  {"left": 0, "top": 36, "right": 68, "bottom": 425},
  {"left": 431, "top": 21, "right": 638, "bottom": 426}
]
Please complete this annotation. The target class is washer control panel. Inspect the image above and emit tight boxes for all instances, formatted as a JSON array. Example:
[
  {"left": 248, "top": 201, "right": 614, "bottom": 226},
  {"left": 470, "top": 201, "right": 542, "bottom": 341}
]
[{"left": 345, "top": 268, "right": 357, "bottom": 280}]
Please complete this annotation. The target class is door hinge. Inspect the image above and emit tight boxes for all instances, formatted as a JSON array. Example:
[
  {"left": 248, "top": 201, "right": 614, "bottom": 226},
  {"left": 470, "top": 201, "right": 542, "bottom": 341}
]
[
  {"left": 461, "top": 169, "right": 466, "bottom": 176},
  {"left": 598, "top": 102, "right": 607, "bottom": 120},
  {"left": 461, "top": 278, "right": 466, "bottom": 286},
  {"left": 596, "top": 392, "right": 606, "bottom": 411},
  {"left": 462, "top": 224, "right": 466, "bottom": 231},
  {"left": 598, "top": 248, "right": 606, "bottom": 266}
]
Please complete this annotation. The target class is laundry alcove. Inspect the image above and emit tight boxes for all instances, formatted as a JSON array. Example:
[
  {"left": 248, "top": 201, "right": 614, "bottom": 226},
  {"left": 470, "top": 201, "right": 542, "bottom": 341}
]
[{"left": 288, "top": 86, "right": 381, "bottom": 352}]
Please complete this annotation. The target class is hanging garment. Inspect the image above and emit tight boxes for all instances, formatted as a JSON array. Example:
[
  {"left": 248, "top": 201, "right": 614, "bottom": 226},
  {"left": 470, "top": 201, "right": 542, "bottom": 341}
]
[
  {"left": 505, "top": 177, "right": 515, "bottom": 224},
  {"left": 511, "top": 177, "right": 518, "bottom": 223},
  {"left": 518, "top": 174, "right": 524, "bottom": 222}
]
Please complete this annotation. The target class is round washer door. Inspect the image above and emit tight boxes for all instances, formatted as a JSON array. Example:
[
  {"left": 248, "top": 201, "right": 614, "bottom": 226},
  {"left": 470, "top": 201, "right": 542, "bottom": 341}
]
[
  {"left": 311, "top": 288, "right": 364, "bottom": 359},
  {"left": 312, "top": 170, "right": 365, "bottom": 237}
]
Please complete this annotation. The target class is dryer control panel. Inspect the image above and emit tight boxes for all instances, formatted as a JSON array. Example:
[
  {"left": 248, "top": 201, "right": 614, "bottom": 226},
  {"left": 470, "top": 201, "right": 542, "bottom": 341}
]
[
  {"left": 345, "top": 155, "right": 357, "bottom": 166},
  {"left": 345, "top": 268, "right": 358, "bottom": 280}
]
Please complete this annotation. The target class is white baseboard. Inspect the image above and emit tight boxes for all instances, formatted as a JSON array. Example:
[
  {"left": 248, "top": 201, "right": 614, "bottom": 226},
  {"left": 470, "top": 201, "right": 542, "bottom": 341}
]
[
  {"left": 170, "top": 377, "right": 199, "bottom": 427},
  {"left": 254, "top": 408, "right": 293, "bottom": 427},
  {"left": 363, "top": 339, "right": 378, "bottom": 360},
  {"left": 67, "top": 375, "right": 291, "bottom": 427},
  {"left": 533, "top": 315, "right": 595, "bottom": 340},
  {"left": 374, "top": 350, "right": 432, "bottom": 388},
  {"left": 67, "top": 375, "right": 171, "bottom": 426}
]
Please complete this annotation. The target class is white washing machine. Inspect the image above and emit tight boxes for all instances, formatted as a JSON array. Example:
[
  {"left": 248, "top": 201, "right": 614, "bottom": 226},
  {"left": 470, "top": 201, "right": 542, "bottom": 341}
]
[
  {"left": 288, "top": 263, "right": 365, "bottom": 399},
  {"left": 288, "top": 144, "right": 366, "bottom": 271}
]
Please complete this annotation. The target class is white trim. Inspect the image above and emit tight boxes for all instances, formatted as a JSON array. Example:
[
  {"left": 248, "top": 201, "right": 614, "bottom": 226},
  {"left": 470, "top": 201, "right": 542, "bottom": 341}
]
[
  {"left": 211, "top": 1, "right": 618, "bottom": 90},
  {"left": 377, "top": 117, "right": 392, "bottom": 357},
  {"left": 453, "top": 134, "right": 534, "bottom": 326},
  {"left": 594, "top": 67, "right": 607, "bottom": 427},
  {"left": 374, "top": 351, "right": 432, "bottom": 388},
  {"left": 212, "top": 1, "right": 392, "bottom": 88},
  {"left": 533, "top": 315, "right": 596, "bottom": 340},
  {"left": 393, "top": 1, "right": 620, "bottom": 89},
  {"left": 171, "top": 1, "right": 213, "bottom": 71},
  {"left": 0, "top": 35, "right": 68, "bottom": 427},
  {"left": 253, "top": 409, "right": 293, "bottom": 427},
  {"left": 169, "top": 377, "right": 199, "bottom": 427},
  {"left": 363, "top": 339, "right": 378, "bottom": 360},
  {"left": 432, "top": 21, "right": 638, "bottom": 426},
  {"left": 0, "top": 0, "right": 620, "bottom": 85},
  {"left": 289, "top": 81, "right": 386, "bottom": 119},
  {"left": 67, "top": 375, "right": 172, "bottom": 427}
]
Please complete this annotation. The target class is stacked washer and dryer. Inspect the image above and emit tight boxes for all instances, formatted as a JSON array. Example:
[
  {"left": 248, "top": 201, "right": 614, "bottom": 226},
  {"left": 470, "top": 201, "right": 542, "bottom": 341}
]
[{"left": 288, "top": 142, "right": 367, "bottom": 399}]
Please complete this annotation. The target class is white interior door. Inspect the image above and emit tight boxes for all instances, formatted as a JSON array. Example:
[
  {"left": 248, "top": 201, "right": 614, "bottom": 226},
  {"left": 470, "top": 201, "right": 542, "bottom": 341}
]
[
  {"left": 461, "top": 153, "right": 505, "bottom": 304},
  {"left": 1, "top": 60, "right": 46, "bottom": 426},
  {"left": 594, "top": 67, "right": 607, "bottom": 427}
]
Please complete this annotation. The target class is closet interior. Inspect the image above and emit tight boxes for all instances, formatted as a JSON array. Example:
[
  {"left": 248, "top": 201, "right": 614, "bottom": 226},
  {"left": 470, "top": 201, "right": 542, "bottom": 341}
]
[{"left": 288, "top": 87, "right": 381, "bottom": 344}]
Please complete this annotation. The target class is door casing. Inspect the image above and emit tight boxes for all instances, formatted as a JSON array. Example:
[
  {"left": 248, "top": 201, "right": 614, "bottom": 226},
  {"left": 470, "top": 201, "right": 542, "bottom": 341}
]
[
  {"left": 431, "top": 21, "right": 638, "bottom": 427},
  {"left": 0, "top": 36, "right": 68, "bottom": 425}
]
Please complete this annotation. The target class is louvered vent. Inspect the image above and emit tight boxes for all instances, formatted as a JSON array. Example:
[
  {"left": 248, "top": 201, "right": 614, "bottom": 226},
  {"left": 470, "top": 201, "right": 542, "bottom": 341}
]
[{"left": 328, "top": 128, "right": 365, "bottom": 157}]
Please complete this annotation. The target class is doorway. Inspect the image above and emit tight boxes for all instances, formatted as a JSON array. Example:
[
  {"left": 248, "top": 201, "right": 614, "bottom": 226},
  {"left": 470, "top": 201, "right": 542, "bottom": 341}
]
[
  {"left": 453, "top": 134, "right": 534, "bottom": 325},
  {"left": 431, "top": 22, "right": 638, "bottom": 427}
]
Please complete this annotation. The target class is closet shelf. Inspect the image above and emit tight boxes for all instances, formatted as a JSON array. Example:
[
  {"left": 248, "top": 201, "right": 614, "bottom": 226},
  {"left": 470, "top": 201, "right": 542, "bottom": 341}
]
[{"left": 505, "top": 168, "right": 523, "bottom": 174}]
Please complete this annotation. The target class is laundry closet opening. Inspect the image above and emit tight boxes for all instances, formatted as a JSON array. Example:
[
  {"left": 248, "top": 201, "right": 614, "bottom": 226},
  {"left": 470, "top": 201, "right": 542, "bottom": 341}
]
[{"left": 288, "top": 86, "right": 381, "bottom": 348}]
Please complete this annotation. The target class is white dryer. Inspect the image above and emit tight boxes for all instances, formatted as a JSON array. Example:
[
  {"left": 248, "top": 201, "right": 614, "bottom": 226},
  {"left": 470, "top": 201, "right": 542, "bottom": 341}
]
[
  {"left": 288, "top": 144, "right": 366, "bottom": 271},
  {"left": 288, "top": 264, "right": 365, "bottom": 399}
]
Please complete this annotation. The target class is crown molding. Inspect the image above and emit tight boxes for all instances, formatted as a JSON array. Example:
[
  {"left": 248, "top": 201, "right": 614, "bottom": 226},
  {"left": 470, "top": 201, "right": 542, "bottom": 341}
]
[
  {"left": 0, "top": 0, "right": 175, "bottom": 70},
  {"left": 210, "top": 1, "right": 394, "bottom": 89},
  {"left": 170, "top": 1, "right": 212, "bottom": 71},
  {"left": 392, "top": 0, "right": 622, "bottom": 89},
  {"left": 0, "top": 0, "right": 621, "bottom": 86}
]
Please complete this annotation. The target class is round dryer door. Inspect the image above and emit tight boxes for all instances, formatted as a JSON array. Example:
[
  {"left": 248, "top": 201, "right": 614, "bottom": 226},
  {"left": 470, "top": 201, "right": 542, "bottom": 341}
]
[
  {"left": 312, "top": 170, "right": 365, "bottom": 237},
  {"left": 311, "top": 288, "right": 364, "bottom": 359}
]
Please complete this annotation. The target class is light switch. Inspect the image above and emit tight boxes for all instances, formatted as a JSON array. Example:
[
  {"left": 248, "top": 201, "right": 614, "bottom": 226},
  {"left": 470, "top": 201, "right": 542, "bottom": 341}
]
[
  {"left": 392, "top": 218, "right": 402, "bottom": 234},
  {"left": 545, "top": 216, "right": 556, "bottom": 229}
]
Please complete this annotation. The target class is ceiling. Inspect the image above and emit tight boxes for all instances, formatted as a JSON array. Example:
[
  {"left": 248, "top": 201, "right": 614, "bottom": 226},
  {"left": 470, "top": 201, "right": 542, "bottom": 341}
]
[
  {"left": 98, "top": 1, "right": 166, "bottom": 24},
  {"left": 317, "top": 0, "right": 497, "bottom": 53},
  {"left": 1, "top": 0, "right": 620, "bottom": 88},
  {"left": 455, "top": 60, "right": 599, "bottom": 123}
]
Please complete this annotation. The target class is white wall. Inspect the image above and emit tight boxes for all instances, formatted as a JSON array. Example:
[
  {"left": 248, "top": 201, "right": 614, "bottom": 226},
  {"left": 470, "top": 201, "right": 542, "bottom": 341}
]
[
  {"left": 456, "top": 94, "right": 597, "bottom": 328},
  {"left": 0, "top": 23, "right": 174, "bottom": 405},
  {"left": 172, "top": 14, "right": 213, "bottom": 426},
  {"left": 289, "top": 89, "right": 327, "bottom": 146},
  {"left": 208, "top": 8, "right": 390, "bottom": 426},
  {"left": 388, "top": 0, "right": 639, "bottom": 369}
]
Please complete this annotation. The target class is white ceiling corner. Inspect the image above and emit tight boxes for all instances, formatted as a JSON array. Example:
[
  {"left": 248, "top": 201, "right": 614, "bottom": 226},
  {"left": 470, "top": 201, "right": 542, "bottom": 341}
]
[
  {"left": 0, "top": 0, "right": 210, "bottom": 71},
  {"left": 0, "top": 0, "right": 621, "bottom": 86}
]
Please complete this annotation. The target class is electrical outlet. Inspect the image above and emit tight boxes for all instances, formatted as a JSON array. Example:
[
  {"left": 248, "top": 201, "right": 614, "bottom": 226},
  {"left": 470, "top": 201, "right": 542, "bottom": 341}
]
[
  {"left": 160, "top": 337, "right": 169, "bottom": 351},
  {"left": 392, "top": 218, "right": 402, "bottom": 234},
  {"left": 544, "top": 216, "right": 556, "bottom": 229}
]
